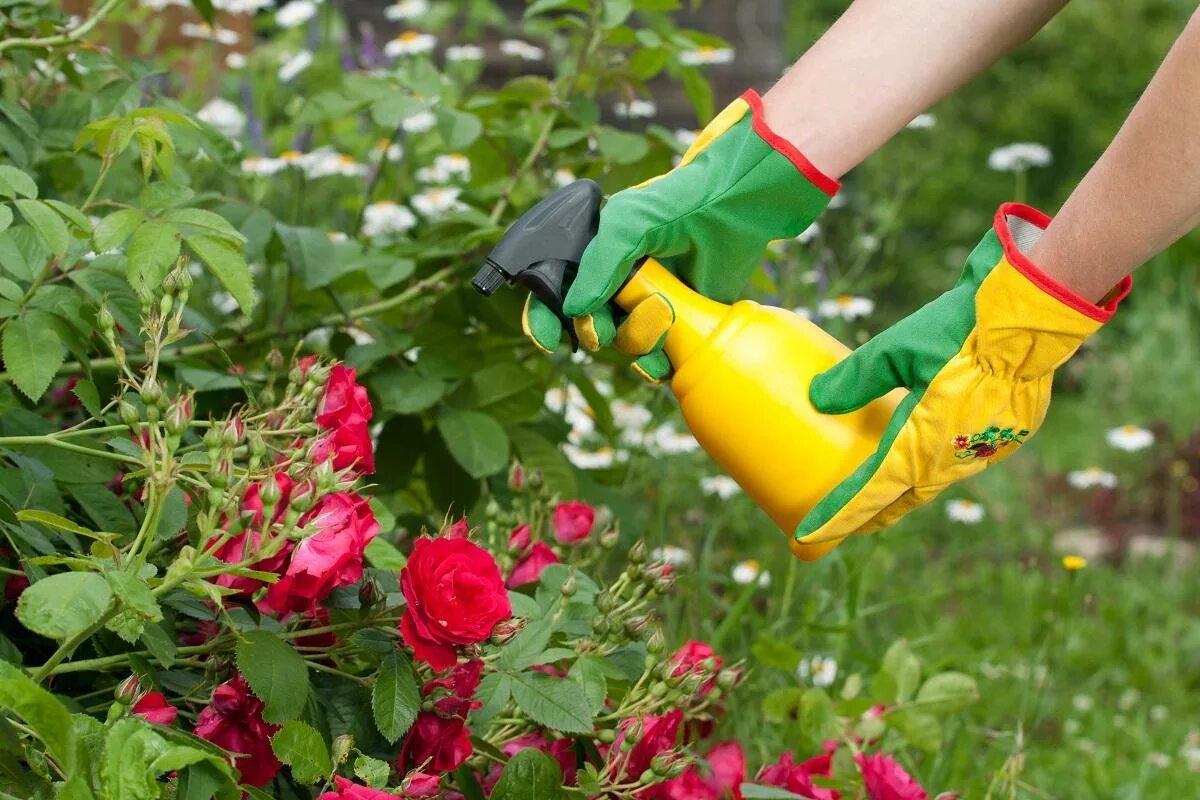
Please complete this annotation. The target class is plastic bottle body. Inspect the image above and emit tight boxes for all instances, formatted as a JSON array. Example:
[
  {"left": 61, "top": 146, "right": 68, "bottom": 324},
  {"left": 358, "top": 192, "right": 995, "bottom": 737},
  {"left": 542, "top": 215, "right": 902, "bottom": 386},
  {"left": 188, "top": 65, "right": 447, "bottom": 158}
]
[{"left": 616, "top": 260, "right": 901, "bottom": 560}]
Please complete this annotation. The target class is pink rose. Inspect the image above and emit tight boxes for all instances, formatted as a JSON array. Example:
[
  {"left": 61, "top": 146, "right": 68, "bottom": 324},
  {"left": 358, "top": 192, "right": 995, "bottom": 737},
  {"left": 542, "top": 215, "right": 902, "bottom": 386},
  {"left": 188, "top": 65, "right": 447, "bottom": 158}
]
[
  {"left": 132, "top": 692, "right": 178, "bottom": 726},
  {"left": 758, "top": 745, "right": 839, "bottom": 800},
  {"left": 508, "top": 524, "right": 531, "bottom": 552},
  {"left": 552, "top": 501, "right": 595, "bottom": 544},
  {"left": 312, "top": 365, "right": 374, "bottom": 475},
  {"left": 398, "top": 661, "right": 483, "bottom": 774},
  {"left": 507, "top": 542, "right": 560, "bottom": 588},
  {"left": 317, "top": 776, "right": 395, "bottom": 800},
  {"left": 855, "top": 753, "right": 927, "bottom": 800},
  {"left": 194, "top": 675, "right": 281, "bottom": 787},
  {"left": 609, "top": 711, "right": 683, "bottom": 785},
  {"left": 652, "top": 741, "right": 745, "bottom": 800}
]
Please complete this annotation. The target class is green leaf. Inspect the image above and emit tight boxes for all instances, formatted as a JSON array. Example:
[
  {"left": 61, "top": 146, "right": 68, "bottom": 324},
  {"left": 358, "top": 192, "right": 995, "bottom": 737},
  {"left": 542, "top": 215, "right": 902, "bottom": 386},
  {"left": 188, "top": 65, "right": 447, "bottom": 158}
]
[
  {"left": 370, "top": 369, "right": 444, "bottom": 415},
  {"left": 596, "top": 127, "right": 650, "bottom": 165},
  {"left": 601, "top": 0, "right": 633, "bottom": 27},
  {"left": 102, "top": 718, "right": 164, "bottom": 800},
  {"left": 680, "top": 67, "right": 714, "bottom": 123},
  {"left": 0, "top": 165, "right": 36, "bottom": 199},
  {"left": 155, "top": 486, "right": 189, "bottom": 540},
  {"left": 915, "top": 671, "right": 979, "bottom": 714},
  {"left": 508, "top": 671, "right": 593, "bottom": 734},
  {"left": 93, "top": 209, "right": 145, "bottom": 252},
  {"left": 490, "top": 748, "right": 565, "bottom": 800},
  {"left": 740, "top": 786, "right": 812, "bottom": 799},
  {"left": 14, "top": 509, "right": 97, "bottom": 538},
  {"left": 353, "top": 754, "right": 392, "bottom": 788},
  {"left": 140, "top": 182, "right": 195, "bottom": 210},
  {"left": 525, "top": 0, "right": 588, "bottom": 17},
  {"left": 186, "top": 233, "right": 254, "bottom": 312},
  {"left": 106, "top": 570, "right": 162, "bottom": 621},
  {"left": 0, "top": 100, "right": 38, "bottom": 142},
  {"left": 471, "top": 673, "right": 511, "bottom": 727},
  {"left": 436, "top": 108, "right": 483, "bottom": 150},
  {"left": 72, "top": 379, "right": 102, "bottom": 417},
  {"left": 0, "top": 661, "right": 77, "bottom": 772},
  {"left": 751, "top": 638, "right": 803, "bottom": 671},
  {"left": 14, "top": 200, "right": 68, "bottom": 257},
  {"left": 271, "top": 721, "right": 331, "bottom": 784},
  {"left": 436, "top": 408, "right": 509, "bottom": 479},
  {"left": 190, "top": 0, "right": 216, "bottom": 23},
  {"left": 16, "top": 571, "right": 113, "bottom": 640},
  {"left": 126, "top": 219, "right": 181, "bottom": 295},
  {"left": 877, "top": 640, "right": 921, "bottom": 703},
  {"left": 235, "top": 630, "right": 311, "bottom": 724},
  {"left": 164, "top": 208, "right": 246, "bottom": 245},
  {"left": 276, "top": 224, "right": 337, "bottom": 290},
  {"left": 498, "top": 614, "right": 554, "bottom": 671},
  {"left": 508, "top": 428, "right": 576, "bottom": 498},
  {"left": 372, "top": 651, "right": 420, "bottom": 743},
  {"left": 569, "top": 656, "right": 609, "bottom": 714},
  {"left": 2, "top": 316, "right": 65, "bottom": 402},
  {"left": 887, "top": 707, "right": 942, "bottom": 751},
  {"left": 364, "top": 537, "right": 406, "bottom": 571},
  {"left": 0, "top": 205, "right": 11, "bottom": 235},
  {"left": 43, "top": 200, "right": 92, "bottom": 234}
]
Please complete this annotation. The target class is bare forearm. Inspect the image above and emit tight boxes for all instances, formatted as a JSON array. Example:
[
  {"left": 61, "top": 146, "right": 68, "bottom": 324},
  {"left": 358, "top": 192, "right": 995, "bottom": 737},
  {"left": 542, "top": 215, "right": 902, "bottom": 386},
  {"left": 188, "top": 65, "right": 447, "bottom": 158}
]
[
  {"left": 762, "top": 0, "right": 1070, "bottom": 178},
  {"left": 1031, "top": 11, "right": 1200, "bottom": 302}
]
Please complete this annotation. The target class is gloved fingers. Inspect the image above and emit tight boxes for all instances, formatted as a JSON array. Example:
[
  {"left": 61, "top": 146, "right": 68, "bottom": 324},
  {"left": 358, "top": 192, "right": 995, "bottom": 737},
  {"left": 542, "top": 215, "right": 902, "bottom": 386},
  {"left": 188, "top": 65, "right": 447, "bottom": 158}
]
[
  {"left": 573, "top": 305, "right": 616, "bottom": 352},
  {"left": 614, "top": 292, "right": 674, "bottom": 357},
  {"left": 854, "top": 483, "right": 947, "bottom": 536},
  {"left": 521, "top": 295, "right": 562, "bottom": 354},
  {"left": 631, "top": 348, "right": 672, "bottom": 384},
  {"left": 809, "top": 335, "right": 912, "bottom": 415},
  {"left": 564, "top": 195, "right": 654, "bottom": 317}
]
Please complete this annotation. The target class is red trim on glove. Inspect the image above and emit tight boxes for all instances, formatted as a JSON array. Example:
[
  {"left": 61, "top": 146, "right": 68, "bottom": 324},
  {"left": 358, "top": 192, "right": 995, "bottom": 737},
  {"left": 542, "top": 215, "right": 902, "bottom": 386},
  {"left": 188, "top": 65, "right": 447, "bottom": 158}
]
[
  {"left": 994, "top": 202, "right": 1132, "bottom": 323},
  {"left": 740, "top": 90, "right": 841, "bottom": 197}
]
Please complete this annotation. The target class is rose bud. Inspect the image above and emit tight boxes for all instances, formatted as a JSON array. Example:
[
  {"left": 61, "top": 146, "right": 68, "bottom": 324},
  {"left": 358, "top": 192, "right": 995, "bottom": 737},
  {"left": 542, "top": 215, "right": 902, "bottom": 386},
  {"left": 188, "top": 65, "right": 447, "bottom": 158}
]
[
  {"left": 118, "top": 398, "right": 140, "bottom": 429},
  {"left": 267, "top": 348, "right": 285, "bottom": 372},
  {"left": 165, "top": 392, "right": 194, "bottom": 438},
  {"left": 628, "top": 540, "right": 646, "bottom": 565},
  {"left": 508, "top": 462, "right": 526, "bottom": 492},
  {"left": 599, "top": 526, "right": 620, "bottom": 549},
  {"left": 221, "top": 416, "right": 245, "bottom": 448},
  {"left": 114, "top": 675, "right": 140, "bottom": 705}
]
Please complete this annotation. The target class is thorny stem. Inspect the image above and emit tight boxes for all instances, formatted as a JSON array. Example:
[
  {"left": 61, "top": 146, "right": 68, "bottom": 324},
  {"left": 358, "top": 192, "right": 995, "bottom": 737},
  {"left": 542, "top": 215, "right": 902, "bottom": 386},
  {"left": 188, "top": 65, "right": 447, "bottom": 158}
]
[{"left": 0, "top": 0, "right": 127, "bottom": 56}]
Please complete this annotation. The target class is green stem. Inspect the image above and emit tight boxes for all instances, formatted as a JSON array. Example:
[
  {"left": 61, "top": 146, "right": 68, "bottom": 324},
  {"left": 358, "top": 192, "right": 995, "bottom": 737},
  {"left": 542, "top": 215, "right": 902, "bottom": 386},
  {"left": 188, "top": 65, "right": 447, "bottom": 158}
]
[
  {"left": 0, "top": 435, "right": 141, "bottom": 465},
  {"left": 29, "top": 605, "right": 121, "bottom": 682},
  {"left": 0, "top": 0, "right": 127, "bottom": 56}
]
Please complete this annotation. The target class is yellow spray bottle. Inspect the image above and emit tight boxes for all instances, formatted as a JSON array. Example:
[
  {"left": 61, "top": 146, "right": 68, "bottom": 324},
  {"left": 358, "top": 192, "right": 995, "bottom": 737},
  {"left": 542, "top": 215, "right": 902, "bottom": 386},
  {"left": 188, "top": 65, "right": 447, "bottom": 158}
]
[{"left": 473, "top": 181, "right": 902, "bottom": 560}]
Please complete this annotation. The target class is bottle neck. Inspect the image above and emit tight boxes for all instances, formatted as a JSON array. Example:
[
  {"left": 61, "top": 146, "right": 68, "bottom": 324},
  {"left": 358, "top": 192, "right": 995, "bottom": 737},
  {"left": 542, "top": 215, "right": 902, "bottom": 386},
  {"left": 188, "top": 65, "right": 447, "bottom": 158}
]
[{"left": 614, "top": 258, "right": 730, "bottom": 365}]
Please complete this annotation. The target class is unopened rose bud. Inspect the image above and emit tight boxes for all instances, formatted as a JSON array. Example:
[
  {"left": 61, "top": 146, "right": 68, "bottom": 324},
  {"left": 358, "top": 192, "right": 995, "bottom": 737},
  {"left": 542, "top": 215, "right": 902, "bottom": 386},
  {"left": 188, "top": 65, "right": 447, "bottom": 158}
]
[
  {"left": 118, "top": 398, "right": 140, "bottom": 428},
  {"left": 266, "top": 348, "right": 285, "bottom": 372},
  {"left": 165, "top": 392, "right": 193, "bottom": 437},
  {"left": 664, "top": 757, "right": 689, "bottom": 779},
  {"left": 508, "top": 462, "right": 525, "bottom": 492},
  {"left": 700, "top": 657, "right": 717, "bottom": 673},
  {"left": 624, "top": 616, "right": 652, "bottom": 640},
  {"left": 649, "top": 682, "right": 668, "bottom": 698},
  {"left": 158, "top": 293, "right": 174, "bottom": 319},
  {"left": 358, "top": 580, "right": 381, "bottom": 608},
  {"left": 490, "top": 617, "right": 525, "bottom": 645},
  {"left": 248, "top": 431, "right": 267, "bottom": 459},
  {"left": 628, "top": 540, "right": 646, "bottom": 565},
  {"left": 221, "top": 416, "right": 244, "bottom": 448},
  {"left": 209, "top": 459, "right": 231, "bottom": 490},
  {"left": 315, "top": 458, "right": 335, "bottom": 492},
  {"left": 526, "top": 468, "right": 544, "bottom": 491},
  {"left": 593, "top": 617, "right": 610, "bottom": 637},
  {"left": 595, "top": 591, "right": 613, "bottom": 613},
  {"left": 289, "top": 481, "right": 314, "bottom": 512},
  {"left": 622, "top": 720, "right": 643, "bottom": 747},
  {"left": 595, "top": 728, "right": 615, "bottom": 744},
  {"left": 258, "top": 385, "right": 276, "bottom": 406},
  {"left": 140, "top": 380, "right": 163, "bottom": 422},
  {"left": 203, "top": 425, "right": 222, "bottom": 454},
  {"left": 97, "top": 302, "right": 116, "bottom": 334},
  {"left": 599, "top": 527, "right": 620, "bottom": 549},
  {"left": 650, "top": 754, "right": 675, "bottom": 778},
  {"left": 716, "top": 668, "right": 741, "bottom": 691},
  {"left": 646, "top": 630, "right": 665, "bottom": 655},
  {"left": 561, "top": 573, "right": 577, "bottom": 598},
  {"left": 114, "top": 675, "right": 140, "bottom": 705},
  {"left": 261, "top": 474, "right": 283, "bottom": 507},
  {"left": 639, "top": 769, "right": 655, "bottom": 785},
  {"left": 420, "top": 699, "right": 435, "bottom": 713}
]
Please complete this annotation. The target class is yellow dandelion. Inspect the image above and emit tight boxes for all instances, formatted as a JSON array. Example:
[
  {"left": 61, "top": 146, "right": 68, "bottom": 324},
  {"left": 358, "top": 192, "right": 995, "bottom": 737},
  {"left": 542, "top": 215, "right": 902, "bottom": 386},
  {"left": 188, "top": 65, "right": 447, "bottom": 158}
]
[{"left": 1062, "top": 555, "right": 1088, "bottom": 571}]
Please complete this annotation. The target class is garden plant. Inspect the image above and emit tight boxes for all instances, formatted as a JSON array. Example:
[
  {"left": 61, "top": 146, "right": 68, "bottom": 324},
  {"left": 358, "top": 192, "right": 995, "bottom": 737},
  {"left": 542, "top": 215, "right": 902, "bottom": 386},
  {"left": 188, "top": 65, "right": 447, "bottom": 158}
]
[{"left": 0, "top": 0, "right": 1198, "bottom": 798}]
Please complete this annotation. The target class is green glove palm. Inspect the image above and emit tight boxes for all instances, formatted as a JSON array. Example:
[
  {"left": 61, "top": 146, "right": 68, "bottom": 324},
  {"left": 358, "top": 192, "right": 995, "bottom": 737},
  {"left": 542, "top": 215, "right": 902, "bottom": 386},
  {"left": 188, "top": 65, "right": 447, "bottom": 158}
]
[{"left": 523, "top": 90, "right": 839, "bottom": 381}]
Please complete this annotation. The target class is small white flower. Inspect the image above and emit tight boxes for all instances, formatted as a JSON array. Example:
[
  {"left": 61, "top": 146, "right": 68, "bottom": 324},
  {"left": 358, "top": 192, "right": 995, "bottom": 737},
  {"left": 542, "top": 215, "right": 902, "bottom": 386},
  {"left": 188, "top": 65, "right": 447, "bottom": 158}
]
[
  {"left": 402, "top": 110, "right": 437, "bottom": 133},
  {"left": 1117, "top": 688, "right": 1141, "bottom": 711},
  {"left": 1072, "top": 694, "right": 1095, "bottom": 712},
  {"left": 946, "top": 499, "right": 985, "bottom": 524},
  {"left": 732, "top": 559, "right": 770, "bottom": 587},
  {"left": 278, "top": 50, "right": 314, "bottom": 82},
  {"left": 1147, "top": 752, "right": 1171, "bottom": 769},
  {"left": 383, "top": 0, "right": 429, "bottom": 21},
  {"left": 679, "top": 46, "right": 735, "bottom": 66},
  {"left": 1067, "top": 467, "right": 1119, "bottom": 489},
  {"left": 610, "top": 399, "right": 652, "bottom": 431},
  {"left": 653, "top": 423, "right": 700, "bottom": 455},
  {"left": 563, "top": 443, "right": 621, "bottom": 470},
  {"left": 346, "top": 326, "right": 376, "bottom": 346},
  {"left": 196, "top": 98, "right": 246, "bottom": 138},
  {"left": 797, "top": 655, "right": 838, "bottom": 688},
  {"left": 1180, "top": 744, "right": 1200, "bottom": 772},
  {"left": 446, "top": 44, "right": 485, "bottom": 62},
  {"left": 211, "top": 291, "right": 239, "bottom": 315},
  {"left": 700, "top": 475, "right": 740, "bottom": 499},
  {"left": 241, "top": 156, "right": 287, "bottom": 176},
  {"left": 1063, "top": 719, "right": 1082, "bottom": 736},
  {"left": 906, "top": 113, "right": 936, "bottom": 129},
  {"left": 303, "top": 149, "right": 367, "bottom": 179},
  {"left": 412, "top": 186, "right": 465, "bottom": 217},
  {"left": 1150, "top": 704, "right": 1169, "bottom": 723},
  {"left": 790, "top": 306, "right": 813, "bottom": 320},
  {"left": 180, "top": 22, "right": 239, "bottom": 45},
  {"left": 361, "top": 201, "right": 417, "bottom": 238},
  {"left": 796, "top": 223, "right": 821, "bottom": 245},
  {"left": 552, "top": 168, "right": 576, "bottom": 188},
  {"left": 370, "top": 139, "right": 405, "bottom": 163},
  {"left": 1106, "top": 425, "right": 1154, "bottom": 452},
  {"left": 275, "top": 0, "right": 318, "bottom": 28},
  {"left": 416, "top": 153, "right": 471, "bottom": 184},
  {"left": 499, "top": 39, "right": 544, "bottom": 61},
  {"left": 544, "top": 385, "right": 586, "bottom": 414},
  {"left": 650, "top": 545, "right": 692, "bottom": 567},
  {"left": 225, "top": 52, "right": 248, "bottom": 70},
  {"left": 327, "top": 231, "right": 348, "bottom": 242},
  {"left": 988, "top": 142, "right": 1052, "bottom": 172},
  {"left": 385, "top": 31, "right": 437, "bottom": 58},
  {"left": 857, "top": 233, "right": 880, "bottom": 252},
  {"left": 305, "top": 326, "right": 333, "bottom": 349},
  {"left": 614, "top": 99, "right": 657, "bottom": 119},
  {"left": 817, "top": 295, "right": 874, "bottom": 321},
  {"left": 1074, "top": 738, "right": 1097, "bottom": 755}
]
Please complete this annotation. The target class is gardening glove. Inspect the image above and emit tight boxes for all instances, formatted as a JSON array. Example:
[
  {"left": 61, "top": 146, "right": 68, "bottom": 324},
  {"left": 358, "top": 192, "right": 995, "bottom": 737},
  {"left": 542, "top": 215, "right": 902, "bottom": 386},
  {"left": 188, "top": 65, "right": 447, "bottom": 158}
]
[
  {"left": 523, "top": 89, "right": 840, "bottom": 382},
  {"left": 795, "top": 203, "right": 1132, "bottom": 551}
]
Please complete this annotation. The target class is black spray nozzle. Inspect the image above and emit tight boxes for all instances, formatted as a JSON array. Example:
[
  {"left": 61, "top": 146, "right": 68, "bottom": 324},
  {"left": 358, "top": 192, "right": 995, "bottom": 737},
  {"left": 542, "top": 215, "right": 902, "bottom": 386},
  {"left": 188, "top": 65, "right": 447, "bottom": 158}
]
[{"left": 472, "top": 180, "right": 603, "bottom": 348}]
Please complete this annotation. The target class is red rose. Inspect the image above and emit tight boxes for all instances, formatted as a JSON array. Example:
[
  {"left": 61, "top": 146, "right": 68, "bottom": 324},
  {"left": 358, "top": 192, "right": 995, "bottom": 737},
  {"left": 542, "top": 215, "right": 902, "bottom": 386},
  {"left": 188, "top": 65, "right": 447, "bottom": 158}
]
[
  {"left": 855, "top": 753, "right": 927, "bottom": 800},
  {"left": 213, "top": 474, "right": 296, "bottom": 595},
  {"left": 317, "top": 776, "right": 395, "bottom": 800},
  {"left": 507, "top": 542, "right": 560, "bottom": 588},
  {"left": 311, "top": 418, "right": 375, "bottom": 475},
  {"left": 312, "top": 365, "right": 374, "bottom": 476},
  {"left": 443, "top": 517, "right": 470, "bottom": 539},
  {"left": 758, "top": 745, "right": 839, "bottom": 800},
  {"left": 671, "top": 640, "right": 723, "bottom": 691},
  {"left": 401, "top": 772, "right": 441, "bottom": 799},
  {"left": 132, "top": 692, "right": 178, "bottom": 726},
  {"left": 4, "top": 572, "right": 29, "bottom": 602},
  {"left": 508, "top": 524, "right": 531, "bottom": 552},
  {"left": 399, "top": 535, "right": 512, "bottom": 670},
  {"left": 194, "top": 675, "right": 281, "bottom": 787},
  {"left": 265, "top": 491, "right": 380, "bottom": 614},
  {"left": 483, "top": 731, "right": 578, "bottom": 792},
  {"left": 552, "top": 501, "right": 595, "bottom": 544},
  {"left": 317, "top": 365, "right": 373, "bottom": 426},
  {"left": 609, "top": 711, "right": 683, "bottom": 784},
  {"left": 652, "top": 741, "right": 744, "bottom": 800},
  {"left": 400, "top": 661, "right": 481, "bottom": 774}
]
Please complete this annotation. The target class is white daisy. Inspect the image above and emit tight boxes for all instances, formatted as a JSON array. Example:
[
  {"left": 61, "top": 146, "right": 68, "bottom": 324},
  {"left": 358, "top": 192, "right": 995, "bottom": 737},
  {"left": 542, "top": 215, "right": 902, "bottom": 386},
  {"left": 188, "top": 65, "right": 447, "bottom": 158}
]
[
  {"left": 180, "top": 22, "right": 239, "bottom": 45},
  {"left": 1106, "top": 425, "right": 1154, "bottom": 452},
  {"left": 679, "top": 46, "right": 734, "bottom": 65},
  {"left": 796, "top": 655, "right": 838, "bottom": 688},
  {"left": 988, "top": 142, "right": 1052, "bottom": 172},
  {"left": 790, "top": 306, "right": 813, "bottom": 320},
  {"left": 731, "top": 559, "right": 770, "bottom": 587},
  {"left": 499, "top": 39, "right": 544, "bottom": 61},
  {"left": 240, "top": 156, "right": 287, "bottom": 176},
  {"left": 563, "top": 443, "right": 621, "bottom": 470},
  {"left": 1117, "top": 688, "right": 1141, "bottom": 711},
  {"left": 196, "top": 98, "right": 246, "bottom": 138},
  {"left": 544, "top": 384, "right": 587, "bottom": 414},
  {"left": 610, "top": 399, "right": 652, "bottom": 431},
  {"left": 652, "top": 423, "right": 700, "bottom": 455},
  {"left": 416, "top": 153, "right": 471, "bottom": 184},
  {"left": 327, "top": 231, "right": 348, "bottom": 242},
  {"left": 1072, "top": 694, "right": 1094, "bottom": 712},
  {"left": 383, "top": 0, "right": 428, "bottom": 21},
  {"left": 906, "top": 113, "right": 936, "bottom": 130},
  {"left": 649, "top": 545, "right": 692, "bottom": 567},
  {"left": 385, "top": 31, "right": 437, "bottom": 58},
  {"left": 446, "top": 44, "right": 485, "bottom": 62},
  {"left": 401, "top": 110, "right": 437, "bottom": 133},
  {"left": 1180, "top": 744, "right": 1200, "bottom": 772},
  {"left": 700, "top": 475, "right": 740, "bottom": 499},
  {"left": 1147, "top": 752, "right": 1171, "bottom": 769},
  {"left": 361, "top": 201, "right": 417, "bottom": 238},
  {"left": 946, "top": 499, "right": 985, "bottom": 524},
  {"left": 817, "top": 295, "right": 874, "bottom": 320},
  {"left": 1150, "top": 705, "right": 1169, "bottom": 723},
  {"left": 552, "top": 168, "right": 576, "bottom": 188},
  {"left": 1063, "top": 719, "right": 1081, "bottom": 736},
  {"left": 275, "top": 0, "right": 318, "bottom": 28},
  {"left": 613, "top": 99, "right": 657, "bottom": 119},
  {"left": 370, "top": 139, "right": 405, "bottom": 163},
  {"left": 278, "top": 50, "right": 313, "bottom": 82},
  {"left": 411, "top": 186, "right": 464, "bottom": 217},
  {"left": 1067, "top": 467, "right": 1118, "bottom": 489},
  {"left": 303, "top": 150, "right": 367, "bottom": 179},
  {"left": 225, "top": 52, "right": 248, "bottom": 70}
]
